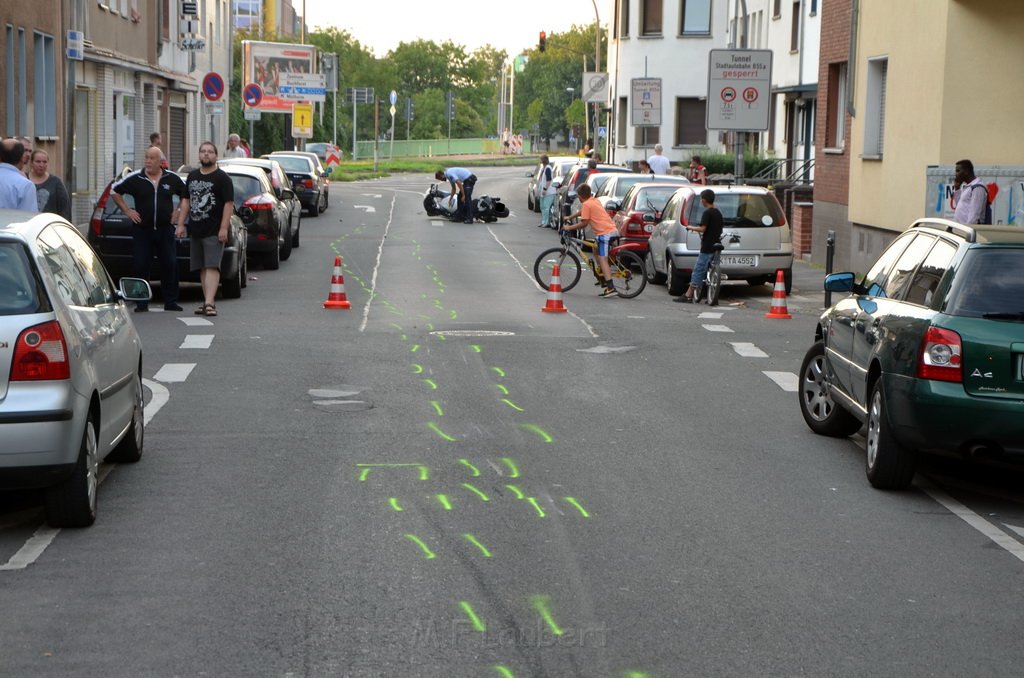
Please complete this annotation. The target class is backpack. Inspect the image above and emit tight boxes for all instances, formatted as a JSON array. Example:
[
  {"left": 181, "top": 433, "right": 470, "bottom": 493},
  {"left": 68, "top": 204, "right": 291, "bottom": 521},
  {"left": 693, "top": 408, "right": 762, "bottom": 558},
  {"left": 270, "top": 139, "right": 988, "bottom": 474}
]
[{"left": 968, "top": 183, "right": 993, "bottom": 225}]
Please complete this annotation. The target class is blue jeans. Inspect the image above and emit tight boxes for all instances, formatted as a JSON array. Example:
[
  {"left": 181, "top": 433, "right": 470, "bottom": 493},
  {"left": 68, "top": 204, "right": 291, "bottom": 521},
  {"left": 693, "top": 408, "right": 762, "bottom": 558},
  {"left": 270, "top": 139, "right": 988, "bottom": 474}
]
[
  {"left": 539, "top": 193, "right": 556, "bottom": 225},
  {"left": 690, "top": 252, "right": 713, "bottom": 286}
]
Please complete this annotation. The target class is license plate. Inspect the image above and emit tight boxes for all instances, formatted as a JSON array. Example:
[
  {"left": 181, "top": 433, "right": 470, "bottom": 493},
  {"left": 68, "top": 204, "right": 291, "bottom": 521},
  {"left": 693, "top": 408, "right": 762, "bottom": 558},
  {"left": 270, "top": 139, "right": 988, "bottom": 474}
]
[{"left": 721, "top": 255, "right": 757, "bottom": 267}]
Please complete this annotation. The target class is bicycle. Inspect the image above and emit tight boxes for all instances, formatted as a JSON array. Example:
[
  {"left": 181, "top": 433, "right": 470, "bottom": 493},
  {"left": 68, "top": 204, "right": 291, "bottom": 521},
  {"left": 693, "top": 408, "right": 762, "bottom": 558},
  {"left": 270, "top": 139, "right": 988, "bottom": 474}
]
[
  {"left": 692, "top": 232, "right": 741, "bottom": 306},
  {"left": 533, "top": 230, "right": 648, "bottom": 299}
]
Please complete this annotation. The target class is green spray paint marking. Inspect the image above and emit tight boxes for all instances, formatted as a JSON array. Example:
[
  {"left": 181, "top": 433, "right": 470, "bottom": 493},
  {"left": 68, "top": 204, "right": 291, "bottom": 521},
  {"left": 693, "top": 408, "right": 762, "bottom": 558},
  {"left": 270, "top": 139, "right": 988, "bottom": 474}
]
[
  {"left": 410, "top": 344, "right": 420, "bottom": 353},
  {"left": 429, "top": 400, "right": 444, "bottom": 416},
  {"left": 462, "top": 533, "right": 492, "bottom": 558},
  {"left": 564, "top": 497, "right": 590, "bottom": 518},
  {"left": 495, "top": 384, "right": 509, "bottom": 396},
  {"left": 529, "top": 595, "right": 564, "bottom": 636},
  {"left": 404, "top": 534, "right": 436, "bottom": 560},
  {"left": 501, "top": 458, "right": 520, "bottom": 478},
  {"left": 436, "top": 494, "right": 453, "bottom": 510},
  {"left": 459, "top": 601, "right": 486, "bottom": 632},
  {"left": 422, "top": 379, "right": 438, "bottom": 390},
  {"left": 390, "top": 323, "right": 404, "bottom": 331},
  {"left": 449, "top": 310, "right": 458, "bottom": 320},
  {"left": 500, "top": 399, "right": 524, "bottom": 412},
  {"left": 624, "top": 673, "right": 651, "bottom": 678},
  {"left": 426, "top": 323, "right": 435, "bottom": 331},
  {"left": 493, "top": 667, "right": 515, "bottom": 678},
  {"left": 411, "top": 364, "right": 424, "bottom": 374},
  {"left": 388, "top": 497, "right": 403, "bottom": 512},
  {"left": 436, "top": 333, "right": 447, "bottom": 341},
  {"left": 458, "top": 459, "right": 480, "bottom": 477},
  {"left": 491, "top": 367, "right": 506, "bottom": 378},
  {"left": 526, "top": 497, "right": 546, "bottom": 518},
  {"left": 461, "top": 483, "right": 489, "bottom": 502},
  {"left": 504, "top": 484, "right": 524, "bottom": 500},
  {"left": 400, "top": 334, "right": 408, "bottom": 341},
  {"left": 357, "top": 464, "right": 429, "bottom": 482},
  {"left": 520, "top": 424, "right": 553, "bottom": 444},
  {"left": 470, "top": 344, "right": 481, "bottom": 353},
  {"left": 428, "top": 422, "right": 457, "bottom": 442}
]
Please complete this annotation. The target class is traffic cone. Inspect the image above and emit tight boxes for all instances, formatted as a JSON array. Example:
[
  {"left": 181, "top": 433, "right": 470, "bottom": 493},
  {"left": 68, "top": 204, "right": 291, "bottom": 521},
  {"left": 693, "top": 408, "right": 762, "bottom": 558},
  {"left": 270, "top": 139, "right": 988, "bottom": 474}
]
[
  {"left": 323, "top": 256, "right": 352, "bottom": 309},
  {"left": 541, "top": 264, "right": 569, "bottom": 313},
  {"left": 764, "top": 269, "right": 792, "bottom": 319}
]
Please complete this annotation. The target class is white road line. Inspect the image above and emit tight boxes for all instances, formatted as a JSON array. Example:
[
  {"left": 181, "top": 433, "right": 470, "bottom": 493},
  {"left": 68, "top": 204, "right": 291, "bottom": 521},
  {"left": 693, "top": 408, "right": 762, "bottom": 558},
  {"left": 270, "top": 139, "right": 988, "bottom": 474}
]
[
  {"left": 359, "top": 194, "right": 397, "bottom": 333},
  {"left": 179, "top": 317, "right": 214, "bottom": 327},
  {"left": 153, "top": 363, "right": 196, "bottom": 383},
  {"left": 698, "top": 312, "right": 724, "bottom": 319},
  {"left": 180, "top": 335, "right": 214, "bottom": 349},
  {"left": 0, "top": 526, "right": 61, "bottom": 571},
  {"left": 917, "top": 478, "right": 1024, "bottom": 565},
  {"left": 143, "top": 378, "right": 169, "bottom": 426},
  {"left": 702, "top": 324, "right": 734, "bottom": 333},
  {"left": 763, "top": 370, "right": 799, "bottom": 392},
  {"left": 1005, "top": 524, "right": 1024, "bottom": 539},
  {"left": 731, "top": 342, "right": 768, "bottom": 358}
]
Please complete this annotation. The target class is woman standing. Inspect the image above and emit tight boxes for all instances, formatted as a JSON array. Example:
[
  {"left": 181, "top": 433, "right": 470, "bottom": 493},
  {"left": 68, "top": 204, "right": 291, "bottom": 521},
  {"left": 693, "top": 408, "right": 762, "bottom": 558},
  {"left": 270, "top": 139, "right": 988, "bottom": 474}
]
[{"left": 29, "top": 150, "right": 72, "bottom": 220}]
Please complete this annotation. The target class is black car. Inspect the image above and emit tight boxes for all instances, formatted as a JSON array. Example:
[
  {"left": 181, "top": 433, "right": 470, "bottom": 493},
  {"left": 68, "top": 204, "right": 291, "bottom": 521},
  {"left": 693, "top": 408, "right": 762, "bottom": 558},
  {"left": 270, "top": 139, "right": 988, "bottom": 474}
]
[
  {"left": 87, "top": 175, "right": 248, "bottom": 299},
  {"left": 219, "top": 158, "right": 302, "bottom": 249},
  {"left": 265, "top": 153, "right": 328, "bottom": 216},
  {"left": 223, "top": 165, "right": 294, "bottom": 271}
]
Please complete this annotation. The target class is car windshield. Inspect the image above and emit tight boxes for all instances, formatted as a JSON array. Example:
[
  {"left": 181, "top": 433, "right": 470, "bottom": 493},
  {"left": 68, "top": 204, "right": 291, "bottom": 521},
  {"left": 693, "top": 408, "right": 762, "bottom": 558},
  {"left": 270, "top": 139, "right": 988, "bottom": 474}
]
[
  {"left": 272, "top": 156, "right": 313, "bottom": 173},
  {"left": 631, "top": 187, "right": 679, "bottom": 213},
  {"left": 0, "top": 241, "right": 44, "bottom": 315},
  {"left": 943, "top": 248, "right": 1024, "bottom": 318},
  {"left": 230, "top": 174, "right": 265, "bottom": 202},
  {"left": 688, "top": 192, "right": 784, "bottom": 227}
]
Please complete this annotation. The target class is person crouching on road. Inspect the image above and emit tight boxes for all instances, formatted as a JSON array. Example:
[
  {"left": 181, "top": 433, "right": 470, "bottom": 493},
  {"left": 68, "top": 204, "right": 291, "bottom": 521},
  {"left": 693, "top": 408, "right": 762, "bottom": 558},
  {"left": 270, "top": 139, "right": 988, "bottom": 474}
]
[
  {"left": 434, "top": 167, "right": 477, "bottom": 223},
  {"left": 561, "top": 183, "right": 619, "bottom": 298}
]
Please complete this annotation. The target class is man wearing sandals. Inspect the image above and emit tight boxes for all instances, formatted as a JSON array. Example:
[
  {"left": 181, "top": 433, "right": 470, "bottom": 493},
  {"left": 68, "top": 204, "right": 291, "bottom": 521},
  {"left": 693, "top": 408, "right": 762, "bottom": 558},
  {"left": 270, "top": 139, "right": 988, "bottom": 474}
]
[{"left": 175, "top": 141, "right": 234, "bottom": 316}]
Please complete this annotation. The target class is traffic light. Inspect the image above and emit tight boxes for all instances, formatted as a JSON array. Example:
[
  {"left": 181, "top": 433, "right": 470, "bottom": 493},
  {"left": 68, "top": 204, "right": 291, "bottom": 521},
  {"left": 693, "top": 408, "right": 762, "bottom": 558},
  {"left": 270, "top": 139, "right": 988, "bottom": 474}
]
[
  {"left": 539, "top": 31, "right": 546, "bottom": 52},
  {"left": 406, "top": 97, "right": 414, "bottom": 121},
  {"left": 445, "top": 91, "right": 455, "bottom": 121}
]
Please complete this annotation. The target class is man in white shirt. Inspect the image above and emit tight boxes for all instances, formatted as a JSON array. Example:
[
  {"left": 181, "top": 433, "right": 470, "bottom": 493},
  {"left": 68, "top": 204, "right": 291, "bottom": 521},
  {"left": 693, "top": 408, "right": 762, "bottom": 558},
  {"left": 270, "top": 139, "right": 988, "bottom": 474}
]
[
  {"left": 951, "top": 159, "right": 988, "bottom": 225},
  {"left": 223, "top": 134, "right": 247, "bottom": 158},
  {"left": 0, "top": 138, "right": 38, "bottom": 211},
  {"left": 647, "top": 144, "right": 671, "bottom": 175}
]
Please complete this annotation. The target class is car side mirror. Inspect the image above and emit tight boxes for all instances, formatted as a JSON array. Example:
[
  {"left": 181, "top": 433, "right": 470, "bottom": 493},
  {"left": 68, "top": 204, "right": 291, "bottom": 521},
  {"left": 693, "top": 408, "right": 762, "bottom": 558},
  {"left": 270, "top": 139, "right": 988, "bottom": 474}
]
[
  {"left": 605, "top": 201, "right": 621, "bottom": 212},
  {"left": 322, "top": 170, "right": 331, "bottom": 178},
  {"left": 824, "top": 272, "right": 856, "bottom": 293},
  {"left": 119, "top": 277, "right": 152, "bottom": 302},
  {"left": 281, "top": 188, "right": 296, "bottom": 200},
  {"left": 526, "top": 171, "right": 535, "bottom": 177},
  {"left": 551, "top": 179, "right": 562, "bottom": 189}
]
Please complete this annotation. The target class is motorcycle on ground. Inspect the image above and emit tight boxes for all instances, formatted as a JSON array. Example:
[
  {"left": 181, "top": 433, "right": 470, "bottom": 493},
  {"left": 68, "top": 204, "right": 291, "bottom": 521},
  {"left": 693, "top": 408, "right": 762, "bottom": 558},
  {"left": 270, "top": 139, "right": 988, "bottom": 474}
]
[{"left": 423, "top": 183, "right": 510, "bottom": 223}]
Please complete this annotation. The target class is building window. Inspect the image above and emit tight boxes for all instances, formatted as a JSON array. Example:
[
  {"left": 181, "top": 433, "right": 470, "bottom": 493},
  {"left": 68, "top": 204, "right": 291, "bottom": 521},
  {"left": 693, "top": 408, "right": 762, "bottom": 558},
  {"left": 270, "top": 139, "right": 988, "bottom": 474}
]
[
  {"left": 810, "top": 0, "right": 818, "bottom": 15},
  {"left": 617, "top": 96, "right": 628, "bottom": 146},
  {"left": 162, "top": 0, "right": 170, "bottom": 40},
  {"left": 17, "top": 28, "right": 27, "bottom": 136},
  {"left": 641, "top": 0, "right": 663, "bottom": 36},
  {"left": 790, "top": 1, "right": 800, "bottom": 51},
  {"left": 825, "top": 62, "right": 847, "bottom": 149},
  {"left": 5, "top": 25, "right": 14, "bottom": 135},
  {"left": 773, "top": 0, "right": 782, "bottom": 18},
  {"left": 863, "top": 57, "right": 887, "bottom": 158},
  {"left": 33, "top": 32, "right": 57, "bottom": 136},
  {"left": 635, "top": 126, "right": 659, "bottom": 147},
  {"left": 617, "top": 0, "right": 630, "bottom": 38},
  {"left": 680, "top": 0, "right": 711, "bottom": 34},
  {"left": 675, "top": 97, "right": 706, "bottom": 145}
]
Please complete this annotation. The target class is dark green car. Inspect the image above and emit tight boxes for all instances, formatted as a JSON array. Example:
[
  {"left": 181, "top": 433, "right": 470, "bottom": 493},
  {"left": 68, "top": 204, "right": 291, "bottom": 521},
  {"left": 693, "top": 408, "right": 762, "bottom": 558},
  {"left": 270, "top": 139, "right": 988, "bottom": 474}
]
[{"left": 798, "top": 218, "right": 1024, "bottom": 489}]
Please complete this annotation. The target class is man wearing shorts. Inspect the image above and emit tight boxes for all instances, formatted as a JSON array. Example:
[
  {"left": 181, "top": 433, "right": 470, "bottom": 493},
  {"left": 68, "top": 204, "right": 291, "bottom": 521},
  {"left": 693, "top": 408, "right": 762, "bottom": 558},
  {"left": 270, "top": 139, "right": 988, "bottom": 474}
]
[
  {"left": 562, "top": 183, "right": 619, "bottom": 298},
  {"left": 175, "top": 141, "right": 234, "bottom": 316}
]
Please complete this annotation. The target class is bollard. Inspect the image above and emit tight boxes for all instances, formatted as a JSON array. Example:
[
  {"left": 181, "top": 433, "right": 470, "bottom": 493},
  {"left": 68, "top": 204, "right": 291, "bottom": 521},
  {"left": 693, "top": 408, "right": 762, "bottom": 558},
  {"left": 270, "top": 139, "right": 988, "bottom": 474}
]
[{"left": 824, "top": 230, "right": 836, "bottom": 307}]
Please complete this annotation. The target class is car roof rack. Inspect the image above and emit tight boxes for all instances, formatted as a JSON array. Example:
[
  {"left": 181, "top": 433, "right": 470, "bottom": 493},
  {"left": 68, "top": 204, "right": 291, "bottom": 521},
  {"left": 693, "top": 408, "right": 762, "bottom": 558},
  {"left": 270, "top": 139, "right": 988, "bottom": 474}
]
[{"left": 909, "top": 218, "right": 977, "bottom": 243}]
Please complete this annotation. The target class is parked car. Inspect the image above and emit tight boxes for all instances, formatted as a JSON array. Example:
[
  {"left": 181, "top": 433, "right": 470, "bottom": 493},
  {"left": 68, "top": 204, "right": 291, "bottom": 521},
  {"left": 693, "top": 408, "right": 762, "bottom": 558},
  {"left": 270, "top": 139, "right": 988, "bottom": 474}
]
[
  {"left": 646, "top": 185, "right": 792, "bottom": 296},
  {"left": 798, "top": 218, "right": 1024, "bottom": 489},
  {"left": 596, "top": 174, "right": 690, "bottom": 218},
  {"left": 609, "top": 183, "right": 687, "bottom": 256},
  {"left": 219, "top": 157, "right": 301, "bottom": 248},
  {"left": 265, "top": 153, "right": 328, "bottom": 216},
  {"left": 223, "top": 164, "right": 294, "bottom": 270},
  {"left": 1, "top": 211, "right": 152, "bottom": 527},
  {"left": 87, "top": 175, "right": 248, "bottom": 299},
  {"left": 551, "top": 162, "right": 633, "bottom": 228},
  {"left": 526, "top": 156, "right": 576, "bottom": 212}
]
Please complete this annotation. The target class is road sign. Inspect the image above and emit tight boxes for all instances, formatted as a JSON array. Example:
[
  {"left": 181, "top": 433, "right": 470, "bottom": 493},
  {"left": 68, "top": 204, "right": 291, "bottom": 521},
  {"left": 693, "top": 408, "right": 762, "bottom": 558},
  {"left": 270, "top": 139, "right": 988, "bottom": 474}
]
[
  {"left": 243, "top": 82, "right": 263, "bottom": 107},
  {"left": 203, "top": 101, "right": 224, "bottom": 116},
  {"left": 631, "top": 78, "right": 662, "bottom": 126},
  {"left": 389, "top": 90, "right": 397, "bottom": 106},
  {"left": 389, "top": 105, "right": 396, "bottom": 117},
  {"left": 706, "top": 49, "right": 772, "bottom": 131},
  {"left": 243, "top": 108, "right": 261, "bottom": 121},
  {"left": 345, "top": 87, "right": 374, "bottom": 104},
  {"left": 279, "top": 73, "right": 326, "bottom": 102},
  {"left": 181, "top": 1, "right": 198, "bottom": 15},
  {"left": 202, "top": 72, "right": 225, "bottom": 102},
  {"left": 582, "top": 72, "right": 609, "bottom": 104},
  {"left": 292, "top": 103, "right": 313, "bottom": 139},
  {"left": 66, "top": 30, "right": 84, "bottom": 60}
]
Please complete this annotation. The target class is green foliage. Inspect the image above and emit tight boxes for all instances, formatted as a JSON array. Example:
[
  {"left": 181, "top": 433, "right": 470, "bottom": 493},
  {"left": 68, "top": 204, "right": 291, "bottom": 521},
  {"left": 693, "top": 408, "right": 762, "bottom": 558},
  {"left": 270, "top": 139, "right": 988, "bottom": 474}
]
[
  {"left": 564, "top": 99, "right": 585, "bottom": 130},
  {"left": 696, "top": 153, "right": 777, "bottom": 177}
]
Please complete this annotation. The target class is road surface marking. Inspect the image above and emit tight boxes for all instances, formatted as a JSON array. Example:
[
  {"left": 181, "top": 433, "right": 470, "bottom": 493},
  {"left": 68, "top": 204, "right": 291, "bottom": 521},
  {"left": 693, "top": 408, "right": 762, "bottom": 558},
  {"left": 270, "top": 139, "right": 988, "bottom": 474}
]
[
  {"left": 731, "top": 342, "right": 768, "bottom": 358},
  {"left": 698, "top": 312, "right": 723, "bottom": 319},
  {"left": 917, "top": 478, "right": 1024, "bottom": 564},
  {"left": 702, "top": 324, "right": 734, "bottom": 333},
  {"left": 359, "top": 194, "right": 397, "bottom": 333},
  {"left": 153, "top": 363, "right": 196, "bottom": 383},
  {"left": 0, "top": 526, "right": 61, "bottom": 571},
  {"left": 143, "top": 378, "right": 169, "bottom": 426},
  {"left": 763, "top": 371, "right": 798, "bottom": 392},
  {"left": 180, "top": 335, "right": 213, "bottom": 349},
  {"left": 179, "top": 317, "right": 213, "bottom": 326}
]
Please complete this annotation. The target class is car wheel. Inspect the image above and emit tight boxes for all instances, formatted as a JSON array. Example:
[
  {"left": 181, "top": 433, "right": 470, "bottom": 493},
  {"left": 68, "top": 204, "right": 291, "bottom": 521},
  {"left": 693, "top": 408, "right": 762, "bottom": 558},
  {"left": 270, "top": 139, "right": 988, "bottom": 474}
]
[
  {"left": 263, "top": 242, "right": 280, "bottom": 270},
  {"left": 318, "top": 191, "right": 327, "bottom": 214},
  {"left": 292, "top": 212, "right": 301, "bottom": 248},
  {"left": 865, "top": 381, "right": 917, "bottom": 490},
  {"left": 45, "top": 412, "right": 99, "bottom": 527},
  {"left": 667, "top": 257, "right": 687, "bottom": 296},
  {"left": 279, "top": 224, "right": 293, "bottom": 262},
  {"left": 222, "top": 255, "right": 243, "bottom": 298},
  {"left": 108, "top": 372, "right": 144, "bottom": 463},
  {"left": 645, "top": 250, "right": 667, "bottom": 284},
  {"left": 307, "top": 198, "right": 320, "bottom": 218},
  {"left": 527, "top": 192, "right": 535, "bottom": 211},
  {"left": 798, "top": 343, "right": 862, "bottom": 437},
  {"left": 783, "top": 267, "right": 793, "bottom": 295},
  {"left": 240, "top": 254, "right": 248, "bottom": 289}
]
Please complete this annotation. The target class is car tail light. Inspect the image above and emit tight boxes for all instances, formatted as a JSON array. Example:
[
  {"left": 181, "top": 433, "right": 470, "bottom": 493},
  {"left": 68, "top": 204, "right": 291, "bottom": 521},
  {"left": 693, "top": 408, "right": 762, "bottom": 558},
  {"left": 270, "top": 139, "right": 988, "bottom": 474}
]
[
  {"left": 301, "top": 179, "right": 315, "bottom": 189},
  {"left": 917, "top": 327, "right": 962, "bottom": 383},
  {"left": 11, "top": 321, "right": 71, "bottom": 381},
  {"left": 625, "top": 212, "right": 647, "bottom": 235},
  {"left": 243, "top": 195, "right": 275, "bottom": 211},
  {"left": 90, "top": 183, "right": 114, "bottom": 236}
]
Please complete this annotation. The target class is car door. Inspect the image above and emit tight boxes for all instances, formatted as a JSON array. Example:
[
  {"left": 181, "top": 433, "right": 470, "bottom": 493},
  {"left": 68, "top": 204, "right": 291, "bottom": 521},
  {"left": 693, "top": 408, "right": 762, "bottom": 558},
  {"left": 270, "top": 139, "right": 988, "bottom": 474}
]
[{"left": 649, "top": 190, "right": 684, "bottom": 273}]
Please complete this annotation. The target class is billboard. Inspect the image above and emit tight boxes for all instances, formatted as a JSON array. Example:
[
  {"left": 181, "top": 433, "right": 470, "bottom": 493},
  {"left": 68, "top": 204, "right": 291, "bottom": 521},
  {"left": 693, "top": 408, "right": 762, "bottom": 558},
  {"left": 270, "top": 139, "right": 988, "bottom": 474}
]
[{"left": 241, "top": 41, "right": 317, "bottom": 113}]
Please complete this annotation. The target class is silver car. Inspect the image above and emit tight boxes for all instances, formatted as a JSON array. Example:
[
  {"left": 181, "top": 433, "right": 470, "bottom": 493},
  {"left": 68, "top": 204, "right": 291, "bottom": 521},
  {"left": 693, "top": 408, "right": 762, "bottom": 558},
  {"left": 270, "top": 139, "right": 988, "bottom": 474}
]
[
  {"left": 0, "top": 211, "right": 151, "bottom": 527},
  {"left": 647, "top": 185, "right": 794, "bottom": 296}
]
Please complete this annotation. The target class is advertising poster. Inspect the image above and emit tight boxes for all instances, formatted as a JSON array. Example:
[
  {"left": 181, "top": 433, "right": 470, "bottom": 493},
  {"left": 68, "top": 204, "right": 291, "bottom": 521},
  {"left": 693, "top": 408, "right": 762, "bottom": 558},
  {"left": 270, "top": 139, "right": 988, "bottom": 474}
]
[{"left": 242, "top": 41, "right": 317, "bottom": 113}]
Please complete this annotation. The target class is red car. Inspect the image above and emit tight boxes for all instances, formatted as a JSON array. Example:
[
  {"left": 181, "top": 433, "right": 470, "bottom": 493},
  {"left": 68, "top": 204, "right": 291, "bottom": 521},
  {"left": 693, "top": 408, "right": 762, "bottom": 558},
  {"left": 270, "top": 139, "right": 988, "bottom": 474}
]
[{"left": 610, "top": 183, "right": 687, "bottom": 254}]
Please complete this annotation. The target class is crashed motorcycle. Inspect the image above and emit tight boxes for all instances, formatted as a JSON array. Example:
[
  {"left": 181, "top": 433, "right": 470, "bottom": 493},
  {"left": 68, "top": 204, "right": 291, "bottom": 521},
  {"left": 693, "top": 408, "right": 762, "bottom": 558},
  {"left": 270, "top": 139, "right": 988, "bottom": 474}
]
[{"left": 423, "top": 183, "right": 510, "bottom": 223}]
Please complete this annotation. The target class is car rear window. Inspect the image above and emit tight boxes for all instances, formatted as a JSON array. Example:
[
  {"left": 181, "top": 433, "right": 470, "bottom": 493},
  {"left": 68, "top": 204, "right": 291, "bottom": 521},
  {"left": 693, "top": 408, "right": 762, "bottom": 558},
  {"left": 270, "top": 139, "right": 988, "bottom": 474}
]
[
  {"left": 943, "top": 248, "right": 1024, "bottom": 317},
  {"left": 273, "top": 156, "right": 312, "bottom": 173},
  {"left": 631, "top": 187, "right": 678, "bottom": 213},
  {"left": 687, "top": 192, "right": 785, "bottom": 227},
  {"left": 0, "top": 242, "right": 46, "bottom": 315},
  {"left": 230, "top": 174, "right": 265, "bottom": 202}
]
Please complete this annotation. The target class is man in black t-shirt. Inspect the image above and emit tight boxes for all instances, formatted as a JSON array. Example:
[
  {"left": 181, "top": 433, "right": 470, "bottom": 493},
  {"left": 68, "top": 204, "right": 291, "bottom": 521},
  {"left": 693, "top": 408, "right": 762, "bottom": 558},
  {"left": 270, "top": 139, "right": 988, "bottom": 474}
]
[
  {"left": 675, "top": 188, "right": 723, "bottom": 303},
  {"left": 175, "top": 141, "right": 234, "bottom": 316}
]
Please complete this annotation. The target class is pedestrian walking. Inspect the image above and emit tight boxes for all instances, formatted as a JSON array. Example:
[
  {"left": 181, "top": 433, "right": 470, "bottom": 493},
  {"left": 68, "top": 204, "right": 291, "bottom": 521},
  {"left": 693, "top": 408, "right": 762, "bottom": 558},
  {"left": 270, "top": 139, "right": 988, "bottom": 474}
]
[
  {"left": 536, "top": 154, "right": 557, "bottom": 229},
  {"left": 647, "top": 144, "right": 671, "bottom": 175},
  {"left": 688, "top": 155, "right": 708, "bottom": 185},
  {"left": 952, "top": 159, "right": 989, "bottom": 225},
  {"left": 434, "top": 167, "right": 477, "bottom": 223},
  {"left": 0, "top": 138, "right": 37, "bottom": 211},
  {"left": 28, "top": 150, "right": 72, "bottom": 220},
  {"left": 175, "top": 142, "right": 234, "bottom": 316},
  {"left": 112, "top": 146, "right": 188, "bottom": 312},
  {"left": 223, "top": 133, "right": 247, "bottom": 158}
]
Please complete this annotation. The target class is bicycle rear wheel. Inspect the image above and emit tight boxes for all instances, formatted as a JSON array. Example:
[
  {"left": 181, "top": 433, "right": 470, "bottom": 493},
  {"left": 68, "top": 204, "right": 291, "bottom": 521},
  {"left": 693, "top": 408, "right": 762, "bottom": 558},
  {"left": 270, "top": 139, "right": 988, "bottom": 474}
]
[
  {"left": 534, "top": 248, "right": 582, "bottom": 292},
  {"left": 609, "top": 250, "right": 647, "bottom": 299},
  {"left": 707, "top": 260, "right": 722, "bottom": 306}
]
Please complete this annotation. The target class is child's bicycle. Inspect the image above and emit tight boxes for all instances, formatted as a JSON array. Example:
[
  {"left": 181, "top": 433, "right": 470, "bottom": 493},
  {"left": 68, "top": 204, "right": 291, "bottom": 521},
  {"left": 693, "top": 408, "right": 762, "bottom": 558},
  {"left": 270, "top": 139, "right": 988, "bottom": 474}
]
[
  {"left": 533, "top": 230, "right": 648, "bottom": 299},
  {"left": 692, "top": 231, "right": 741, "bottom": 306}
]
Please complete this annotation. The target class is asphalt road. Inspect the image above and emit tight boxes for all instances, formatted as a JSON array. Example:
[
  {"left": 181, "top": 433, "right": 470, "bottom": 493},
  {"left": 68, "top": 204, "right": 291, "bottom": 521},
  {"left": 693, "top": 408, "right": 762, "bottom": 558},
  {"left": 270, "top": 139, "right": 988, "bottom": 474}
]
[{"left": 3, "top": 167, "right": 1024, "bottom": 677}]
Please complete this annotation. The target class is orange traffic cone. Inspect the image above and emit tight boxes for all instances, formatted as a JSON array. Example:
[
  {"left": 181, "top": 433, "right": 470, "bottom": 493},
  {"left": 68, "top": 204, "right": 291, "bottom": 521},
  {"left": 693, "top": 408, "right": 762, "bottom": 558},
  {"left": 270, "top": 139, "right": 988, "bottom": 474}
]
[
  {"left": 323, "top": 256, "right": 352, "bottom": 309},
  {"left": 764, "top": 269, "right": 792, "bottom": 319},
  {"left": 541, "top": 264, "right": 569, "bottom": 313}
]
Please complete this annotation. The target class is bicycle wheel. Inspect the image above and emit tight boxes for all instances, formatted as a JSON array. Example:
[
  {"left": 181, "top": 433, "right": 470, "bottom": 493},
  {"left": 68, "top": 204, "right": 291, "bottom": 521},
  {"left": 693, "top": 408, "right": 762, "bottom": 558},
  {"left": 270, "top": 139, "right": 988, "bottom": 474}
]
[
  {"left": 534, "top": 248, "right": 582, "bottom": 292},
  {"left": 707, "top": 259, "right": 722, "bottom": 306},
  {"left": 609, "top": 250, "right": 647, "bottom": 299}
]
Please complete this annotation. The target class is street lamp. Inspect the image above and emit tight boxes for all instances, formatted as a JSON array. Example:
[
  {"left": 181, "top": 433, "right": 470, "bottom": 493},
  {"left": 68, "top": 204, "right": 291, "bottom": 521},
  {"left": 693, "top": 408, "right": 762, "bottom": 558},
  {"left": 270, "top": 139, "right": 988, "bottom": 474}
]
[{"left": 566, "top": 88, "right": 576, "bottom": 152}]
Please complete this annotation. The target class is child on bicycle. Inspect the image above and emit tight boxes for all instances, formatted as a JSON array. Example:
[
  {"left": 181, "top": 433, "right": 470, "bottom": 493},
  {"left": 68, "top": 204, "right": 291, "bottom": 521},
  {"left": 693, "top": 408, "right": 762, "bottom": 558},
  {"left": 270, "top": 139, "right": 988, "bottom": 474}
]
[
  {"left": 675, "top": 188, "right": 723, "bottom": 303},
  {"left": 562, "top": 183, "right": 619, "bottom": 297}
]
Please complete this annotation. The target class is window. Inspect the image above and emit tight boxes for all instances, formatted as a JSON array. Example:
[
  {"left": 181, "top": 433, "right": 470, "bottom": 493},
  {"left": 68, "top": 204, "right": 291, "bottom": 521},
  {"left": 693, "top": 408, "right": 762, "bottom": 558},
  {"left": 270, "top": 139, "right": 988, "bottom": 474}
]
[
  {"left": 810, "top": 0, "right": 818, "bottom": 15},
  {"left": 18, "top": 28, "right": 27, "bottom": 135},
  {"left": 790, "top": 1, "right": 801, "bottom": 51},
  {"left": 883, "top": 235, "right": 935, "bottom": 299},
  {"left": 641, "top": 0, "right": 663, "bottom": 35},
  {"left": 863, "top": 232, "right": 913, "bottom": 297},
  {"left": 825, "top": 62, "right": 847, "bottom": 149},
  {"left": 5, "top": 25, "right": 14, "bottom": 134},
  {"left": 617, "top": 0, "right": 630, "bottom": 37},
  {"left": 33, "top": 32, "right": 57, "bottom": 136},
  {"left": 773, "top": 0, "right": 782, "bottom": 18},
  {"left": 617, "top": 96, "right": 628, "bottom": 146},
  {"left": 901, "top": 239, "right": 956, "bottom": 306},
  {"left": 680, "top": 0, "right": 711, "bottom": 34},
  {"left": 863, "top": 57, "right": 888, "bottom": 158},
  {"left": 675, "top": 97, "right": 706, "bottom": 146},
  {"left": 946, "top": 249, "right": 1024, "bottom": 317},
  {"left": 73, "top": 89, "right": 90, "bottom": 192},
  {"left": 162, "top": 0, "right": 170, "bottom": 40},
  {"left": 55, "top": 224, "right": 115, "bottom": 306},
  {"left": 37, "top": 226, "right": 92, "bottom": 307},
  {"left": 635, "top": 126, "right": 659, "bottom": 147}
]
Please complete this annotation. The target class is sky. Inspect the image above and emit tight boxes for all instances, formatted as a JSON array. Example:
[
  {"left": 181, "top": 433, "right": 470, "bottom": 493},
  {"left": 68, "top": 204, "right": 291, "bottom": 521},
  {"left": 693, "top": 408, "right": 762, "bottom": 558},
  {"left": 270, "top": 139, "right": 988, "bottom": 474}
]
[{"left": 303, "top": 0, "right": 610, "bottom": 58}]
